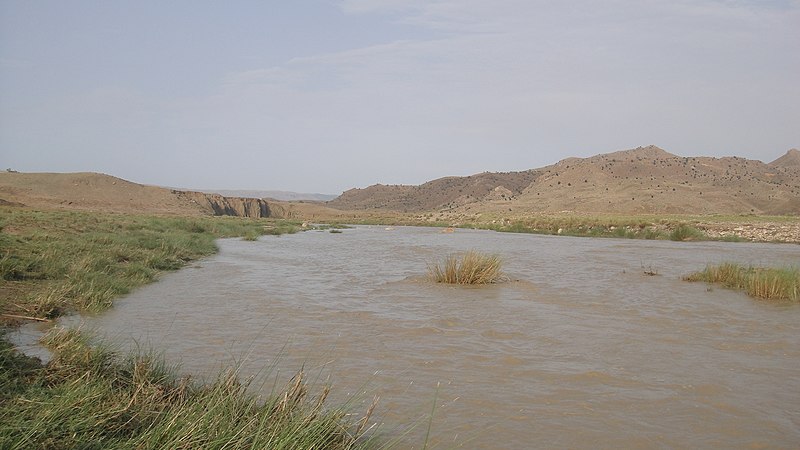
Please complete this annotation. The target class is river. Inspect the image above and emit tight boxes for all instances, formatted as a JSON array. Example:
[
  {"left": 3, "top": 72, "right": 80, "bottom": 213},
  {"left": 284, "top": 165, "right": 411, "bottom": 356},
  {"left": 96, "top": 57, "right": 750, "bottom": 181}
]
[{"left": 20, "top": 226, "right": 800, "bottom": 448}]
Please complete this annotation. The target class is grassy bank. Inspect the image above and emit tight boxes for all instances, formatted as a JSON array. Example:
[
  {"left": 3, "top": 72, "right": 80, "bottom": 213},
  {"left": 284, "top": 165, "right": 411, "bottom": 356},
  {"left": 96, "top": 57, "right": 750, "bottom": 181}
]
[
  {"left": 0, "top": 208, "right": 384, "bottom": 448},
  {"left": 344, "top": 213, "right": 796, "bottom": 242},
  {"left": 466, "top": 217, "right": 726, "bottom": 241},
  {"left": 0, "top": 208, "right": 298, "bottom": 320},
  {"left": 0, "top": 327, "right": 375, "bottom": 449},
  {"left": 685, "top": 263, "right": 799, "bottom": 301}
]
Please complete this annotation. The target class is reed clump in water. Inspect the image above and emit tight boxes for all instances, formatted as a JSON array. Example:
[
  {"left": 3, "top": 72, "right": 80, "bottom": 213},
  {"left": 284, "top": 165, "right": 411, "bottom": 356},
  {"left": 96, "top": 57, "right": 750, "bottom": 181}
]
[
  {"left": 429, "top": 251, "right": 504, "bottom": 285},
  {"left": 685, "top": 262, "right": 799, "bottom": 301}
]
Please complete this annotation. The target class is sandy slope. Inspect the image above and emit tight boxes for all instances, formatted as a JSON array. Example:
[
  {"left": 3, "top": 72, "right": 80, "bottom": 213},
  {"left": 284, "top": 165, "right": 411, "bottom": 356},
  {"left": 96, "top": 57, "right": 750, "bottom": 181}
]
[
  {"left": 329, "top": 146, "right": 800, "bottom": 216},
  {"left": 0, "top": 171, "right": 351, "bottom": 220},
  {"left": 0, "top": 172, "right": 208, "bottom": 215}
]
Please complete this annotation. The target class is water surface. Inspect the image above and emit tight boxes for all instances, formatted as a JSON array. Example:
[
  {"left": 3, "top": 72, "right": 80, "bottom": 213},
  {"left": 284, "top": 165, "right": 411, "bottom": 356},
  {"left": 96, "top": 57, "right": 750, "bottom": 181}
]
[{"left": 67, "top": 227, "right": 800, "bottom": 448}]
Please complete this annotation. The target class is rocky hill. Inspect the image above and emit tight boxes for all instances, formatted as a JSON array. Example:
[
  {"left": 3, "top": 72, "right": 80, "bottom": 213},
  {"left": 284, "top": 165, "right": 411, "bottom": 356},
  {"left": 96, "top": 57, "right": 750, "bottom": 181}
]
[
  {"left": 769, "top": 148, "right": 800, "bottom": 168},
  {"left": 328, "top": 146, "right": 800, "bottom": 215},
  {"left": 327, "top": 170, "right": 540, "bottom": 212},
  {"left": 3, "top": 146, "right": 797, "bottom": 219}
]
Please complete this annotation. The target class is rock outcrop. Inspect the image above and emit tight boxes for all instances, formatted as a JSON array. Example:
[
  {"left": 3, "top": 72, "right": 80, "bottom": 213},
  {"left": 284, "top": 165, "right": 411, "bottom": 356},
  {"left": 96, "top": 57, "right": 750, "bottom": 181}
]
[{"left": 174, "top": 191, "right": 272, "bottom": 218}]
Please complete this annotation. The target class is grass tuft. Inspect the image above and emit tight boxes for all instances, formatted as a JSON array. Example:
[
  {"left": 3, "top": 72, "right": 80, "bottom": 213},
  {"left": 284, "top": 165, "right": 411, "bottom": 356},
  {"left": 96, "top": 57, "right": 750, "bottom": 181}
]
[
  {"left": 668, "top": 224, "right": 707, "bottom": 241},
  {"left": 428, "top": 251, "right": 504, "bottom": 285},
  {"left": 242, "top": 230, "right": 261, "bottom": 241},
  {"left": 685, "top": 262, "right": 799, "bottom": 301}
]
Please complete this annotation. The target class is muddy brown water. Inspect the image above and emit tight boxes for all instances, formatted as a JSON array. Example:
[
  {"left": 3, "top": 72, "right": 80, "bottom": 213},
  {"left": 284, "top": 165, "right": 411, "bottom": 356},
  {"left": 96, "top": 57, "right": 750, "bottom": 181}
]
[{"left": 17, "top": 226, "right": 800, "bottom": 448}]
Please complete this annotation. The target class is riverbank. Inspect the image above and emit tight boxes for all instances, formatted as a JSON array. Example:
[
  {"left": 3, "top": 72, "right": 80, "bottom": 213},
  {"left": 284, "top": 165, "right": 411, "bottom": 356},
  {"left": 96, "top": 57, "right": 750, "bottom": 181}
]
[
  {"left": 344, "top": 213, "right": 800, "bottom": 243},
  {"left": 0, "top": 208, "right": 380, "bottom": 448},
  {"left": 0, "top": 208, "right": 300, "bottom": 323}
]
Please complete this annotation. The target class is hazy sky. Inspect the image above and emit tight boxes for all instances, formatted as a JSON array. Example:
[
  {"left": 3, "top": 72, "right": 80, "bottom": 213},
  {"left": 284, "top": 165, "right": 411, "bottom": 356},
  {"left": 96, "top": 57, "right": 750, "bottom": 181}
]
[{"left": 1, "top": 1, "right": 798, "bottom": 193}]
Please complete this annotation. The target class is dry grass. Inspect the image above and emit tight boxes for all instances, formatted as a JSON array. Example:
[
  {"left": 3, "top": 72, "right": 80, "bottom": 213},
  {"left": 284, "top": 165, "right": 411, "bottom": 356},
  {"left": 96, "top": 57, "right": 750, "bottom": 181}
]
[
  {"left": 685, "top": 263, "right": 799, "bottom": 301},
  {"left": 428, "top": 251, "right": 504, "bottom": 285}
]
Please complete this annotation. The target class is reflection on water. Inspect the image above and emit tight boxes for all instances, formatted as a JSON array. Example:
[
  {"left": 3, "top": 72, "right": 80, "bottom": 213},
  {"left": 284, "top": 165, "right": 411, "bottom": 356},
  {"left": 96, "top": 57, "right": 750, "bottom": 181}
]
[{"left": 49, "top": 227, "right": 800, "bottom": 447}]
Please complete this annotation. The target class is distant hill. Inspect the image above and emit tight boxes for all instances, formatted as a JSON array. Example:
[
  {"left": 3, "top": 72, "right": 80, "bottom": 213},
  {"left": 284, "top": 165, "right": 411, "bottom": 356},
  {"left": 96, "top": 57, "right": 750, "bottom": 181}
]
[
  {"left": 0, "top": 172, "right": 205, "bottom": 214},
  {"left": 327, "top": 171, "right": 538, "bottom": 212},
  {"left": 3, "top": 146, "right": 798, "bottom": 219},
  {"left": 0, "top": 172, "right": 274, "bottom": 218},
  {"left": 328, "top": 146, "right": 800, "bottom": 215},
  {"left": 197, "top": 189, "right": 337, "bottom": 202},
  {"left": 769, "top": 148, "right": 800, "bottom": 168}
]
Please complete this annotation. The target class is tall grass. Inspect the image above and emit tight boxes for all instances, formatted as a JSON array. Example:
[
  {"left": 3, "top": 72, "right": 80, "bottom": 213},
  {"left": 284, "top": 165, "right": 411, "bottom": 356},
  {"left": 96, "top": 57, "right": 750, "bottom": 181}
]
[
  {"left": 685, "top": 263, "right": 799, "bottom": 301},
  {"left": 0, "top": 208, "right": 299, "bottom": 319},
  {"left": 0, "top": 327, "right": 375, "bottom": 449},
  {"left": 669, "top": 224, "right": 707, "bottom": 241},
  {"left": 467, "top": 217, "right": 686, "bottom": 240},
  {"left": 428, "top": 251, "right": 504, "bottom": 285},
  {"left": 0, "top": 208, "right": 386, "bottom": 448}
]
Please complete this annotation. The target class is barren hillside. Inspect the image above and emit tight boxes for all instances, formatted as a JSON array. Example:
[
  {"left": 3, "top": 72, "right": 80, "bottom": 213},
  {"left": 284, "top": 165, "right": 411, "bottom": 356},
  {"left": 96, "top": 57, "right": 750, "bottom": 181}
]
[
  {"left": 769, "top": 148, "right": 800, "bottom": 168},
  {"left": 0, "top": 172, "right": 204, "bottom": 214},
  {"left": 3, "top": 145, "right": 797, "bottom": 219},
  {"left": 328, "top": 146, "right": 800, "bottom": 215},
  {"left": 327, "top": 171, "right": 540, "bottom": 212},
  {"left": 0, "top": 172, "right": 276, "bottom": 218},
  {"left": 498, "top": 146, "right": 800, "bottom": 215}
]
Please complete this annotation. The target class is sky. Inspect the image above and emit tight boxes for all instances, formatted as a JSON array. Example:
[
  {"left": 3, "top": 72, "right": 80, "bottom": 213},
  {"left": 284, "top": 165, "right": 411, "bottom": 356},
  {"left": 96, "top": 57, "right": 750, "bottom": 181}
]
[{"left": 1, "top": 1, "right": 798, "bottom": 194}]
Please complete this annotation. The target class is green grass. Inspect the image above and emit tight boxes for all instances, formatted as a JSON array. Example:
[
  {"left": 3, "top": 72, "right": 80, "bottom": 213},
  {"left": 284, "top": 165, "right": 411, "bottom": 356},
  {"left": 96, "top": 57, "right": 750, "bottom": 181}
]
[
  {"left": 469, "top": 218, "right": 713, "bottom": 241},
  {"left": 0, "top": 332, "right": 41, "bottom": 400},
  {"left": 242, "top": 229, "right": 262, "bottom": 241},
  {"left": 0, "top": 208, "right": 390, "bottom": 448},
  {"left": 668, "top": 224, "right": 707, "bottom": 241},
  {"left": 685, "top": 263, "right": 800, "bottom": 301},
  {"left": 0, "top": 327, "right": 376, "bottom": 449},
  {"left": 345, "top": 212, "right": 798, "bottom": 243},
  {"left": 428, "top": 251, "right": 504, "bottom": 285},
  {"left": 311, "top": 223, "right": 353, "bottom": 231},
  {"left": 0, "top": 208, "right": 299, "bottom": 319}
]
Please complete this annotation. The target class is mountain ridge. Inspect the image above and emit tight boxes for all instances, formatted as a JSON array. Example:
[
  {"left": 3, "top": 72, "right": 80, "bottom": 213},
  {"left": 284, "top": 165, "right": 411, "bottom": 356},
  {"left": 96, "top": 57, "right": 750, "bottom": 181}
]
[
  {"left": 769, "top": 148, "right": 800, "bottom": 168},
  {"left": 327, "top": 146, "right": 800, "bottom": 215},
  {"left": 2, "top": 146, "right": 797, "bottom": 217}
]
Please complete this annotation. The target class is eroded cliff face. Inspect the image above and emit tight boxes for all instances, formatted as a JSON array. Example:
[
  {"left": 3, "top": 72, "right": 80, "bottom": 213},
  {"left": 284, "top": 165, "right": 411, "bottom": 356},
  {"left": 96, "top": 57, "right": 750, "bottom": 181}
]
[{"left": 174, "top": 190, "right": 273, "bottom": 218}]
